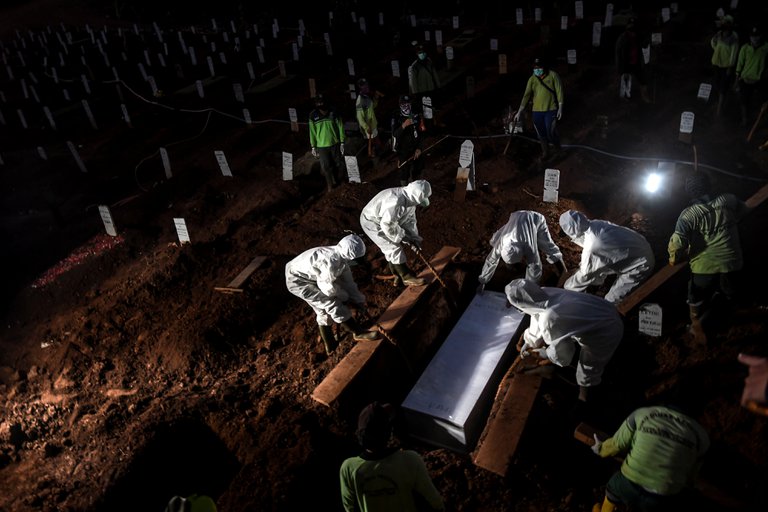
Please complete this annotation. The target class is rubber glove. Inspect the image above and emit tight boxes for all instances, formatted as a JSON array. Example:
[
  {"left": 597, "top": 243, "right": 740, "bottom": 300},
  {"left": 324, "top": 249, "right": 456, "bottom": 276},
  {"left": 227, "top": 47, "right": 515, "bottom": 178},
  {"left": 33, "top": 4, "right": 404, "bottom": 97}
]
[
  {"left": 311, "top": 147, "right": 318, "bottom": 157},
  {"left": 557, "top": 104, "right": 563, "bottom": 120},
  {"left": 555, "top": 260, "right": 567, "bottom": 276},
  {"left": 591, "top": 434, "right": 603, "bottom": 455},
  {"left": 339, "top": 143, "right": 345, "bottom": 154},
  {"left": 513, "top": 109, "right": 522, "bottom": 122}
]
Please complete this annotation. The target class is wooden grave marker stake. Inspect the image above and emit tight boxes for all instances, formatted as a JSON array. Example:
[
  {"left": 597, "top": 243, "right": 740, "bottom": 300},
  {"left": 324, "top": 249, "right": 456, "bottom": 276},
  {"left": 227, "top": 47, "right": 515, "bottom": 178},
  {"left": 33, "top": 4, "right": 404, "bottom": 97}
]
[
  {"left": 207, "top": 56, "right": 215, "bottom": 76},
  {"left": 17, "top": 108, "right": 28, "bottom": 129},
  {"left": 214, "top": 150, "right": 233, "bottom": 176},
  {"left": 243, "top": 108, "right": 252, "bottom": 125},
  {"left": 43, "top": 106, "right": 56, "bottom": 130},
  {"left": 99, "top": 205, "right": 117, "bottom": 236},
  {"left": 120, "top": 103, "right": 131, "bottom": 126},
  {"left": 195, "top": 80, "right": 204, "bottom": 98},
  {"left": 82, "top": 99, "right": 98, "bottom": 129},
  {"left": 247, "top": 62, "right": 255, "bottom": 80}
]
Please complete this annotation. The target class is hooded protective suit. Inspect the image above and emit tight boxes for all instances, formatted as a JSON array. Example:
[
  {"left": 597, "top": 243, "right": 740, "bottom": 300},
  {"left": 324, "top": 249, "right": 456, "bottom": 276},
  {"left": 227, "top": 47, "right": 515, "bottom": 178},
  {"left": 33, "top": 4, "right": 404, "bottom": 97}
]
[
  {"left": 360, "top": 180, "right": 431, "bottom": 264},
  {"left": 479, "top": 210, "right": 564, "bottom": 285},
  {"left": 559, "top": 210, "right": 655, "bottom": 304},
  {"left": 505, "top": 279, "right": 624, "bottom": 387},
  {"left": 285, "top": 235, "right": 366, "bottom": 326}
]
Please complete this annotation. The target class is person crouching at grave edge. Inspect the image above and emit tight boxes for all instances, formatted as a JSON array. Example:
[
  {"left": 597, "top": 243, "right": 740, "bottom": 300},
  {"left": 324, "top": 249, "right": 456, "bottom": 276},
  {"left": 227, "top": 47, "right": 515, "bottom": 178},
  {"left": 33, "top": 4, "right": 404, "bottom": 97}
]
[
  {"left": 309, "top": 94, "right": 347, "bottom": 191},
  {"left": 285, "top": 234, "right": 380, "bottom": 356},
  {"left": 360, "top": 180, "right": 431, "bottom": 287},
  {"left": 505, "top": 279, "right": 624, "bottom": 403}
]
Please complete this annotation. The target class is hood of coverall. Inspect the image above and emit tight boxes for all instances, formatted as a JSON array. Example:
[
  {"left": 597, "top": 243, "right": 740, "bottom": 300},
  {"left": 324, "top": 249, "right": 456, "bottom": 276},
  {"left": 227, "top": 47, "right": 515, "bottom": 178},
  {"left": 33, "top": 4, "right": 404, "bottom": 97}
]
[
  {"left": 335, "top": 234, "right": 366, "bottom": 261},
  {"left": 403, "top": 180, "right": 432, "bottom": 207},
  {"left": 559, "top": 210, "right": 590, "bottom": 246},
  {"left": 505, "top": 278, "right": 550, "bottom": 313}
]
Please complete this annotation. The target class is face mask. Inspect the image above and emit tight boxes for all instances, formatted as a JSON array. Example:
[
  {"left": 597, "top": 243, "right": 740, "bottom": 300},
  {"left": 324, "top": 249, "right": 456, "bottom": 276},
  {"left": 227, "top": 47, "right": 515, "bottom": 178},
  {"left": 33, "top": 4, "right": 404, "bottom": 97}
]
[
  {"left": 418, "top": 52, "right": 427, "bottom": 61},
  {"left": 400, "top": 104, "right": 411, "bottom": 116},
  {"left": 533, "top": 68, "right": 544, "bottom": 77},
  {"left": 751, "top": 36, "right": 761, "bottom": 45}
]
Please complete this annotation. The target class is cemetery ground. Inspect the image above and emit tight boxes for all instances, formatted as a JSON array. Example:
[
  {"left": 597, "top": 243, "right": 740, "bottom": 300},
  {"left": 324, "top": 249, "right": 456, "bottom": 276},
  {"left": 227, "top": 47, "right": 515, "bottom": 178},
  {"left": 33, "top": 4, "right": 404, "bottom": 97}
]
[{"left": 1, "top": 2, "right": 768, "bottom": 511}]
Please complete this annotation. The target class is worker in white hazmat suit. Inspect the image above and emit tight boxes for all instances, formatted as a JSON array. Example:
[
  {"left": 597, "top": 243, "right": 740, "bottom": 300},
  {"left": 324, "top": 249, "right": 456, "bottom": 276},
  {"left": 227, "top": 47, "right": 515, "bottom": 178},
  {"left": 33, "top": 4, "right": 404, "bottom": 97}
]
[
  {"left": 559, "top": 210, "right": 655, "bottom": 305},
  {"left": 285, "top": 234, "right": 381, "bottom": 355},
  {"left": 505, "top": 278, "right": 624, "bottom": 401},
  {"left": 478, "top": 210, "right": 566, "bottom": 291},
  {"left": 360, "top": 180, "right": 431, "bottom": 287}
]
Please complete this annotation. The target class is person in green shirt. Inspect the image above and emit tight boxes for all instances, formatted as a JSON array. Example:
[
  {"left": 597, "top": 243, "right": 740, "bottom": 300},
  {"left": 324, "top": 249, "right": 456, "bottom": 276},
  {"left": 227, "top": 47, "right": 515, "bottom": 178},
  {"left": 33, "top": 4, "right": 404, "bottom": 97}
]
[
  {"left": 710, "top": 15, "right": 739, "bottom": 115},
  {"left": 735, "top": 27, "right": 768, "bottom": 126},
  {"left": 514, "top": 57, "right": 565, "bottom": 159},
  {"left": 591, "top": 404, "right": 709, "bottom": 512},
  {"left": 668, "top": 173, "right": 749, "bottom": 341},
  {"left": 340, "top": 402, "right": 444, "bottom": 512},
  {"left": 309, "top": 94, "right": 346, "bottom": 191},
  {"left": 356, "top": 78, "right": 384, "bottom": 159}
]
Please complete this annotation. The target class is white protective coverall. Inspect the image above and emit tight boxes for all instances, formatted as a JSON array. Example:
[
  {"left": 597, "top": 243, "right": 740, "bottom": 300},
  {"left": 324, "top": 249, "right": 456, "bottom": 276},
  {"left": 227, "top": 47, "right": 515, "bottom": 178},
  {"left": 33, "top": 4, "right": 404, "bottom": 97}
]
[
  {"left": 479, "top": 210, "right": 564, "bottom": 285},
  {"left": 360, "top": 180, "right": 431, "bottom": 264},
  {"left": 559, "top": 210, "right": 655, "bottom": 304},
  {"left": 505, "top": 278, "right": 624, "bottom": 387},
  {"left": 285, "top": 235, "right": 366, "bottom": 326}
]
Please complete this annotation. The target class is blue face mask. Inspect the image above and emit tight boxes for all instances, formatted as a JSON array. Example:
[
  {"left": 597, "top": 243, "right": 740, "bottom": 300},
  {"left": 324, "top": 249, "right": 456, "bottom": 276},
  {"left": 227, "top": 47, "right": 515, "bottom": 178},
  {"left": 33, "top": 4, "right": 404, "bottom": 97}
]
[
  {"left": 418, "top": 52, "right": 427, "bottom": 61},
  {"left": 533, "top": 68, "right": 544, "bottom": 77}
]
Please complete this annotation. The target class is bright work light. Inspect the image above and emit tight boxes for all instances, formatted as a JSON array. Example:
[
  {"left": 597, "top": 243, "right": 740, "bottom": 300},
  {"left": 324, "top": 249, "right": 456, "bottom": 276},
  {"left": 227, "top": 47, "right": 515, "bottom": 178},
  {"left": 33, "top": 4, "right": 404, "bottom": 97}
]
[{"left": 644, "top": 173, "right": 662, "bottom": 193}]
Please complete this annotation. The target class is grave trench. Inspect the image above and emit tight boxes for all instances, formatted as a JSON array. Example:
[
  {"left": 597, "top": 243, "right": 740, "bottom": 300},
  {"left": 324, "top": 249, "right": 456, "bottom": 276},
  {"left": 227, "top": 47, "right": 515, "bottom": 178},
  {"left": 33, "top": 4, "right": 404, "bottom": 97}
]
[{"left": 96, "top": 417, "right": 240, "bottom": 511}]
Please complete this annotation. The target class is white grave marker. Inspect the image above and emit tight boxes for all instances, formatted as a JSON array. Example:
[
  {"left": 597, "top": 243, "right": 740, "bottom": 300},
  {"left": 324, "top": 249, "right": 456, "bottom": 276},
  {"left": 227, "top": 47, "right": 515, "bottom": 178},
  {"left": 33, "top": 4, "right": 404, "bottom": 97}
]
[
  {"left": 247, "top": 62, "right": 255, "bottom": 80},
  {"left": 189, "top": 47, "right": 197, "bottom": 65},
  {"left": 446, "top": 46, "right": 454, "bottom": 61},
  {"left": 543, "top": 168, "right": 560, "bottom": 203},
  {"left": 697, "top": 83, "right": 712, "bottom": 102},
  {"left": 173, "top": 218, "right": 191, "bottom": 243},
  {"left": 67, "top": 140, "right": 88, "bottom": 172},
  {"left": 257, "top": 47, "right": 265, "bottom": 63},
  {"left": 379, "top": 12, "right": 384, "bottom": 25},
  {"left": 17, "top": 108, "right": 28, "bottom": 129},
  {"left": 359, "top": 18, "right": 366, "bottom": 34},
  {"left": 425, "top": 31, "right": 431, "bottom": 42},
  {"left": 278, "top": 60, "right": 286, "bottom": 77},
  {"left": 575, "top": 1, "right": 584, "bottom": 19},
  {"left": 214, "top": 150, "right": 233, "bottom": 176},
  {"left": 160, "top": 147, "right": 171, "bottom": 178},
  {"left": 435, "top": 30, "right": 443, "bottom": 47},
  {"left": 605, "top": 3, "right": 614, "bottom": 26},
  {"left": 642, "top": 45, "right": 650, "bottom": 64},
  {"left": 120, "top": 103, "right": 131, "bottom": 125},
  {"left": 422, "top": 96, "right": 433, "bottom": 119},
  {"left": 99, "top": 205, "right": 117, "bottom": 236},
  {"left": 639, "top": 303, "right": 662, "bottom": 336},
  {"left": 516, "top": 8, "right": 523, "bottom": 25},
  {"left": 195, "top": 80, "right": 204, "bottom": 98},
  {"left": 459, "top": 140, "right": 475, "bottom": 191},
  {"left": 391, "top": 60, "right": 400, "bottom": 77},
  {"left": 243, "top": 108, "right": 252, "bottom": 124},
  {"left": 207, "top": 56, "right": 215, "bottom": 76},
  {"left": 561, "top": 16, "right": 568, "bottom": 30},
  {"left": 292, "top": 42, "right": 299, "bottom": 61},
  {"left": 147, "top": 76, "right": 158, "bottom": 96},
  {"left": 43, "top": 105, "right": 56, "bottom": 129},
  {"left": 233, "top": 83, "right": 244, "bottom": 103},
  {"left": 661, "top": 7, "right": 670, "bottom": 23},
  {"left": 490, "top": 38, "right": 498, "bottom": 51},
  {"left": 592, "top": 22, "right": 602, "bottom": 47},
  {"left": 453, "top": 16, "right": 459, "bottom": 29},
  {"left": 347, "top": 58, "right": 355, "bottom": 76},
  {"left": 218, "top": 52, "right": 227, "bottom": 64},
  {"left": 37, "top": 146, "right": 47, "bottom": 160},
  {"left": 535, "top": 8, "right": 542, "bottom": 22},
  {"left": 679, "top": 111, "right": 695, "bottom": 134},
  {"left": 410, "top": 15, "right": 417, "bottom": 27},
  {"left": 82, "top": 99, "right": 97, "bottom": 129},
  {"left": 671, "top": 3, "right": 678, "bottom": 13},
  {"left": 651, "top": 32, "right": 662, "bottom": 45},
  {"left": 567, "top": 49, "right": 577, "bottom": 64},
  {"left": 289, "top": 107, "right": 298, "bottom": 132},
  {"left": 730, "top": 0, "right": 738, "bottom": 8},
  {"left": 345, "top": 156, "right": 361, "bottom": 183}
]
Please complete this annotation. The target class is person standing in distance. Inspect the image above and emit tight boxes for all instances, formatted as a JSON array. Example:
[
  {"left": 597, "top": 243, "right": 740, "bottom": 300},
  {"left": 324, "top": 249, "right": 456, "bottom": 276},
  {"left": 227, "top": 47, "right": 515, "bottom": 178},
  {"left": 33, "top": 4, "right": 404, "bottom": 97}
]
[{"left": 514, "top": 57, "right": 564, "bottom": 159}]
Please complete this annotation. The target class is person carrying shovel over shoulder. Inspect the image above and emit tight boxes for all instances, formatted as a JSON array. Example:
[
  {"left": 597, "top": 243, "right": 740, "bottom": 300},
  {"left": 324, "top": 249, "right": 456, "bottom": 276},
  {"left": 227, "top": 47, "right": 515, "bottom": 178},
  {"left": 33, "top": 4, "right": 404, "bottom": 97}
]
[{"left": 360, "top": 180, "right": 432, "bottom": 287}]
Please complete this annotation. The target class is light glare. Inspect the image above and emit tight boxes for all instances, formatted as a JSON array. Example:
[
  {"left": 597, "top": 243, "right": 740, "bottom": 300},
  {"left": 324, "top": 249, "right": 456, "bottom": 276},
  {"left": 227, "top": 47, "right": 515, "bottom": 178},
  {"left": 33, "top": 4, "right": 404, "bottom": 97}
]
[{"left": 645, "top": 173, "right": 661, "bottom": 193}]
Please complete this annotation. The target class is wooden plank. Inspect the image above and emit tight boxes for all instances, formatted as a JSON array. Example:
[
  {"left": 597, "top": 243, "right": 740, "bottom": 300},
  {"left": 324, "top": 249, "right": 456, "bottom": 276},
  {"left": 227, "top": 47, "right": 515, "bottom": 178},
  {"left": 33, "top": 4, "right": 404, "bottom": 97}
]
[
  {"left": 472, "top": 372, "right": 542, "bottom": 476},
  {"left": 616, "top": 263, "right": 685, "bottom": 316},
  {"left": 377, "top": 246, "right": 461, "bottom": 333},
  {"left": 311, "top": 246, "right": 460, "bottom": 407},
  {"left": 215, "top": 256, "right": 266, "bottom": 292},
  {"left": 745, "top": 182, "right": 768, "bottom": 209},
  {"left": 311, "top": 340, "right": 383, "bottom": 407},
  {"left": 574, "top": 422, "right": 608, "bottom": 445}
]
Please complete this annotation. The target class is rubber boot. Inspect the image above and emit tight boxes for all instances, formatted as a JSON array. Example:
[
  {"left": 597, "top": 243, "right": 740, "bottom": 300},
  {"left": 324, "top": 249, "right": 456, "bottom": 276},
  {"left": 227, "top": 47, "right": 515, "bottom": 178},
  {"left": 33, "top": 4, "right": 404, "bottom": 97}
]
[
  {"left": 387, "top": 262, "right": 402, "bottom": 286},
  {"left": 318, "top": 325, "right": 338, "bottom": 355},
  {"left": 592, "top": 496, "right": 616, "bottom": 512},
  {"left": 393, "top": 263, "right": 427, "bottom": 286},
  {"left": 340, "top": 318, "right": 381, "bottom": 341},
  {"left": 688, "top": 304, "right": 707, "bottom": 345}
]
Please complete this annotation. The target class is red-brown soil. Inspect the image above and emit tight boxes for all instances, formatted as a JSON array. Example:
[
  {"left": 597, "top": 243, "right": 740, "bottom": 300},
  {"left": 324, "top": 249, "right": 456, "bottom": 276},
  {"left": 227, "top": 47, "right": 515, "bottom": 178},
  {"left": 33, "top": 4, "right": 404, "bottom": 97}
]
[{"left": 1, "top": 2, "right": 768, "bottom": 511}]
